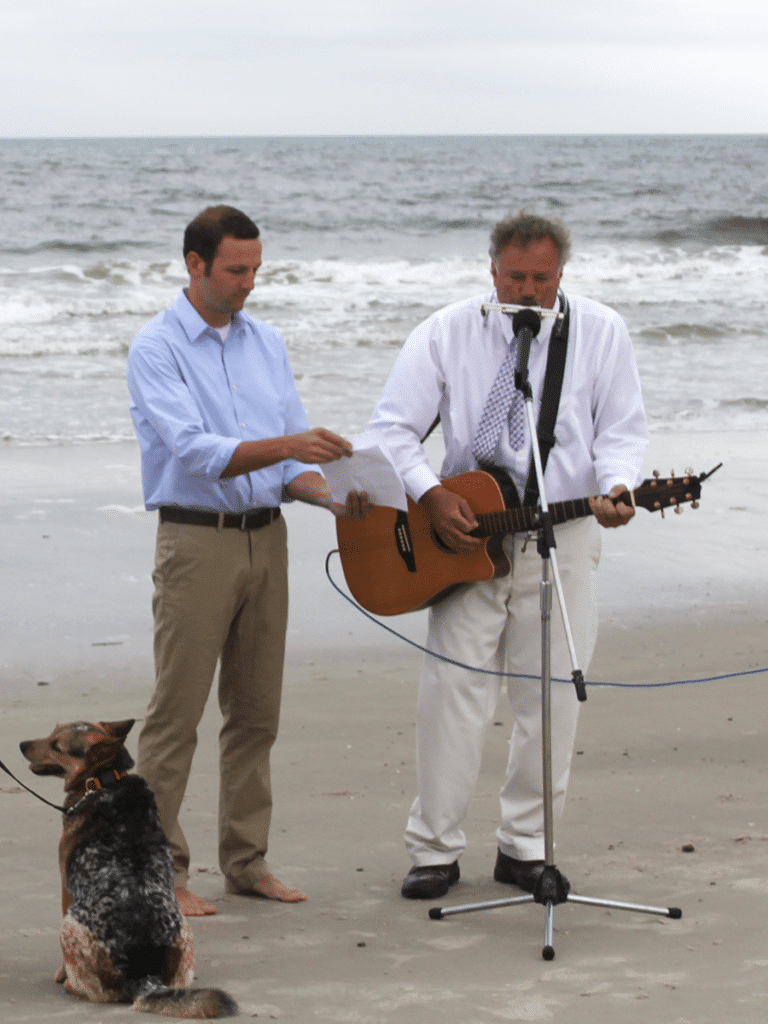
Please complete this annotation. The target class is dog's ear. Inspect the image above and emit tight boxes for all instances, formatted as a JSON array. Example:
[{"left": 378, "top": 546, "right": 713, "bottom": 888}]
[
  {"left": 63, "top": 722, "right": 136, "bottom": 790},
  {"left": 98, "top": 719, "right": 136, "bottom": 740},
  {"left": 69, "top": 735, "right": 132, "bottom": 790}
]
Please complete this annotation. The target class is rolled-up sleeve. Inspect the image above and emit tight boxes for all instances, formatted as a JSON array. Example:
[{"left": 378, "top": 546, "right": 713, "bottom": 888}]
[
  {"left": 128, "top": 336, "right": 240, "bottom": 481},
  {"left": 127, "top": 293, "right": 314, "bottom": 512}
]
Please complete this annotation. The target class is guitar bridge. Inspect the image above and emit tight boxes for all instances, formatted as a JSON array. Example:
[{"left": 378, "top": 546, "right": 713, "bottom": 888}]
[{"left": 394, "top": 510, "right": 417, "bottom": 573}]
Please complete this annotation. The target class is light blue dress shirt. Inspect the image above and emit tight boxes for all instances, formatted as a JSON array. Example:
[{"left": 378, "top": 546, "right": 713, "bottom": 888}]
[{"left": 127, "top": 290, "right": 313, "bottom": 512}]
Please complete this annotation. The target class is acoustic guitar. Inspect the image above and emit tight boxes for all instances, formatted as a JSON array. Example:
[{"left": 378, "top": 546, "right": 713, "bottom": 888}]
[{"left": 335, "top": 465, "right": 720, "bottom": 616}]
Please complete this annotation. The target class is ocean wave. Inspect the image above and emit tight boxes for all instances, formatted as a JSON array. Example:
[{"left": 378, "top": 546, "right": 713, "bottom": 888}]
[
  {"left": 719, "top": 396, "right": 768, "bottom": 410},
  {"left": 656, "top": 216, "right": 768, "bottom": 246},
  {"left": 0, "top": 431, "right": 136, "bottom": 447},
  {"left": 0, "top": 361, "right": 127, "bottom": 378},
  {"left": 638, "top": 323, "right": 726, "bottom": 341},
  {"left": 0, "top": 297, "right": 167, "bottom": 329},
  {"left": 3, "top": 245, "right": 767, "bottom": 337},
  {"left": 0, "top": 258, "right": 187, "bottom": 326},
  {"left": 0, "top": 239, "right": 157, "bottom": 256}
]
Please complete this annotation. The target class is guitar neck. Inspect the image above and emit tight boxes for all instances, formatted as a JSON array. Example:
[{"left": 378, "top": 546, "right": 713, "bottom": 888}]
[{"left": 475, "top": 496, "right": 595, "bottom": 537}]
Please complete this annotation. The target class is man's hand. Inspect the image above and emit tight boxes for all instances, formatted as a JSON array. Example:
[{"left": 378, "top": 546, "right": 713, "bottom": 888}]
[
  {"left": 588, "top": 483, "right": 635, "bottom": 528},
  {"left": 222, "top": 428, "right": 353, "bottom": 478},
  {"left": 286, "top": 428, "right": 353, "bottom": 465},
  {"left": 286, "top": 472, "right": 371, "bottom": 519},
  {"left": 329, "top": 490, "right": 371, "bottom": 520},
  {"left": 419, "top": 485, "right": 480, "bottom": 553}
]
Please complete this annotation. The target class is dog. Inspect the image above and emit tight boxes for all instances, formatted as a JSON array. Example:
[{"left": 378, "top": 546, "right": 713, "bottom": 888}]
[{"left": 20, "top": 719, "right": 238, "bottom": 1018}]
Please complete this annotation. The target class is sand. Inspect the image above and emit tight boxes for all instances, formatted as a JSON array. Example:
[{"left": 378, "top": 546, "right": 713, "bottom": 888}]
[{"left": 1, "top": 431, "right": 766, "bottom": 1023}]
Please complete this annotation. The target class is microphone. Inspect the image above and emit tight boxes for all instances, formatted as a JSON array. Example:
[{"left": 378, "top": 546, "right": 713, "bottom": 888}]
[
  {"left": 481, "top": 302, "right": 562, "bottom": 320},
  {"left": 512, "top": 307, "right": 541, "bottom": 388}
]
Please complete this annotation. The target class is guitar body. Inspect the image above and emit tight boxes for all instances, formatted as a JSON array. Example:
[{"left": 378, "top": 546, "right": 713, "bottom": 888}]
[
  {"left": 336, "top": 471, "right": 510, "bottom": 616},
  {"left": 335, "top": 463, "right": 717, "bottom": 616}
]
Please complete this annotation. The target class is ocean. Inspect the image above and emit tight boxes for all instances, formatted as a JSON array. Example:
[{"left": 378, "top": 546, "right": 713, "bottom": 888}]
[{"left": 1, "top": 134, "right": 767, "bottom": 446}]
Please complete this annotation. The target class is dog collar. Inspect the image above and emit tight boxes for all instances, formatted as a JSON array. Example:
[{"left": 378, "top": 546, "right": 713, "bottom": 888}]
[
  {"left": 65, "top": 769, "right": 131, "bottom": 816},
  {"left": 84, "top": 768, "right": 130, "bottom": 793}
]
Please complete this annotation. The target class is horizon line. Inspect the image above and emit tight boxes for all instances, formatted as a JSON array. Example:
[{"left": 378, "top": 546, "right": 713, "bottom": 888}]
[{"left": 2, "top": 131, "right": 767, "bottom": 143}]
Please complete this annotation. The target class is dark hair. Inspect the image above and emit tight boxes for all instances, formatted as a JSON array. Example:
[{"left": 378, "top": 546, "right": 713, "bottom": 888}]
[
  {"left": 489, "top": 211, "right": 571, "bottom": 266},
  {"left": 183, "top": 205, "right": 260, "bottom": 273}
]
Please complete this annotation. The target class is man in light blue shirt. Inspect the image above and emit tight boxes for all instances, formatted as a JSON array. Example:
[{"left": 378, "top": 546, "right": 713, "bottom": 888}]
[{"left": 128, "top": 205, "right": 365, "bottom": 916}]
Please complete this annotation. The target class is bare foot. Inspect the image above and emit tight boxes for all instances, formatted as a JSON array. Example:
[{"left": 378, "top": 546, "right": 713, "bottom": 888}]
[
  {"left": 252, "top": 875, "right": 308, "bottom": 902},
  {"left": 175, "top": 886, "right": 218, "bottom": 916}
]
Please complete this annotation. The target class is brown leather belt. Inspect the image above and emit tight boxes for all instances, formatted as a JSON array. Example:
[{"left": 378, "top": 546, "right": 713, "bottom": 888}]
[{"left": 159, "top": 506, "right": 281, "bottom": 530}]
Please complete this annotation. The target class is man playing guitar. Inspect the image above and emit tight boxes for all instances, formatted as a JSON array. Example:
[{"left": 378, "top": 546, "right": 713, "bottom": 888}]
[{"left": 365, "top": 211, "right": 648, "bottom": 900}]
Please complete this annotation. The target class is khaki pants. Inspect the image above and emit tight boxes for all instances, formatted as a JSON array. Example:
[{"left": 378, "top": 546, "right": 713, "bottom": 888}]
[{"left": 137, "top": 514, "right": 289, "bottom": 890}]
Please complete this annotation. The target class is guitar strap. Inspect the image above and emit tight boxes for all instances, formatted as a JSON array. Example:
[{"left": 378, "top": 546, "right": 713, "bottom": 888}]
[
  {"left": 420, "top": 414, "right": 441, "bottom": 445},
  {"left": 521, "top": 290, "right": 570, "bottom": 507}
]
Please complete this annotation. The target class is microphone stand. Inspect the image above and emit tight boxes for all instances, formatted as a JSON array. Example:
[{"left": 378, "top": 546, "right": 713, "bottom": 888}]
[{"left": 428, "top": 305, "right": 682, "bottom": 960}]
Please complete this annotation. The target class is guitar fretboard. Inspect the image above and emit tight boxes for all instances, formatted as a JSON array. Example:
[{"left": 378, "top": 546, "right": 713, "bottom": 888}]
[{"left": 474, "top": 496, "right": 596, "bottom": 537}]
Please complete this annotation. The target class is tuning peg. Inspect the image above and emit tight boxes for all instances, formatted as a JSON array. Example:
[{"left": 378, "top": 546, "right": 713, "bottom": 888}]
[
  {"left": 685, "top": 467, "right": 694, "bottom": 476},
  {"left": 691, "top": 500, "right": 700, "bottom": 509},
  {"left": 674, "top": 505, "right": 683, "bottom": 515},
  {"left": 653, "top": 469, "right": 660, "bottom": 479},
  {"left": 670, "top": 469, "right": 675, "bottom": 477}
]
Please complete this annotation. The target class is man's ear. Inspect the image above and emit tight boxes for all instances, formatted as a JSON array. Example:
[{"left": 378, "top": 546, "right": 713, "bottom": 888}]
[{"left": 186, "top": 250, "right": 206, "bottom": 278}]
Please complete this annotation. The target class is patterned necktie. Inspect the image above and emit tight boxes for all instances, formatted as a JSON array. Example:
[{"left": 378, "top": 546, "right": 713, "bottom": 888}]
[{"left": 472, "top": 338, "right": 526, "bottom": 465}]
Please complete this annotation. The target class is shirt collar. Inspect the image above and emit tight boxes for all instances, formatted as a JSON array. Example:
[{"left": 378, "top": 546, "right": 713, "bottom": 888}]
[
  {"left": 173, "top": 289, "right": 243, "bottom": 344},
  {"left": 489, "top": 289, "right": 556, "bottom": 347}
]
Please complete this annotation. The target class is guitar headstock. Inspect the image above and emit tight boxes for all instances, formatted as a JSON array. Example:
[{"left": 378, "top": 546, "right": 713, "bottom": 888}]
[{"left": 624, "top": 464, "right": 722, "bottom": 517}]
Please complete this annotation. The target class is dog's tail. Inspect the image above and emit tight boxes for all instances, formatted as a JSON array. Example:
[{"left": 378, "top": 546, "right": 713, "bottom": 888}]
[{"left": 127, "top": 976, "right": 238, "bottom": 1018}]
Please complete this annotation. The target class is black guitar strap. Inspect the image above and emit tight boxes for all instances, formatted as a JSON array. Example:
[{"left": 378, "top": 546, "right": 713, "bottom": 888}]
[
  {"left": 521, "top": 290, "right": 570, "bottom": 507},
  {"left": 420, "top": 414, "right": 441, "bottom": 445}
]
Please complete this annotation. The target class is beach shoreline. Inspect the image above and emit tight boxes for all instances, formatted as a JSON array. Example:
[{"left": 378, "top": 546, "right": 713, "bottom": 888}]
[{"left": 1, "top": 430, "right": 766, "bottom": 1022}]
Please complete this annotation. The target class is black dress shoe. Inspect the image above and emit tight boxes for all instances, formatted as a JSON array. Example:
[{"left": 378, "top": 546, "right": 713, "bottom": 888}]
[
  {"left": 494, "top": 849, "right": 549, "bottom": 893},
  {"left": 401, "top": 861, "right": 460, "bottom": 899}
]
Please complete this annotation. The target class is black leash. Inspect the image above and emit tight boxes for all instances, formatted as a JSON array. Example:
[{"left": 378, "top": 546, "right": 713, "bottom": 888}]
[
  {"left": 0, "top": 757, "right": 66, "bottom": 812},
  {"left": 0, "top": 758, "right": 131, "bottom": 816}
]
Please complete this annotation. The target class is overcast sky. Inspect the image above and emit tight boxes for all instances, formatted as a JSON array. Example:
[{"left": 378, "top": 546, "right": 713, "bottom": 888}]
[{"left": 3, "top": 0, "right": 767, "bottom": 138}]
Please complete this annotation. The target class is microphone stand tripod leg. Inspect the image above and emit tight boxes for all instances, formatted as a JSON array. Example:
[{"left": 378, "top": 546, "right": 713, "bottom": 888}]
[{"left": 543, "top": 902, "right": 555, "bottom": 961}]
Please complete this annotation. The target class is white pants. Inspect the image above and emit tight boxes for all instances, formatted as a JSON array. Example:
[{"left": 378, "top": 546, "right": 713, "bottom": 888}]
[{"left": 405, "top": 517, "right": 601, "bottom": 865}]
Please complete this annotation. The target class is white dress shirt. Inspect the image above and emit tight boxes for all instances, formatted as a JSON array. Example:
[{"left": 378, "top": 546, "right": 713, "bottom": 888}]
[{"left": 367, "top": 289, "right": 648, "bottom": 504}]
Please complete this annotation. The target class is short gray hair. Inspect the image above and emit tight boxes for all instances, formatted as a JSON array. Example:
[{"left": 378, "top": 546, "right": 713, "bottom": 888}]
[{"left": 489, "top": 211, "right": 571, "bottom": 267}]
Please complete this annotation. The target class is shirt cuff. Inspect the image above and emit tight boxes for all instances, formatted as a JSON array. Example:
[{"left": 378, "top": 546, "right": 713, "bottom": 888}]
[
  {"left": 281, "top": 459, "right": 320, "bottom": 502},
  {"left": 210, "top": 438, "right": 243, "bottom": 480},
  {"left": 600, "top": 474, "right": 634, "bottom": 497},
  {"left": 403, "top": 464, "right": 442, "bottom": 503}
]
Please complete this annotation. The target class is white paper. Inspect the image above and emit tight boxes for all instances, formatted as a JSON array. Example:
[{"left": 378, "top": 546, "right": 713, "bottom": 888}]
[{"left": 322, "top": 434, "right": 408, "bottom": 511}]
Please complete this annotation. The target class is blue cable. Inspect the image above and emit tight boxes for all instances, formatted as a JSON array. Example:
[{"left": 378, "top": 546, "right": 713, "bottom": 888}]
[{"left": 325, "top": 550, "right": 768, "bottom": 690}]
